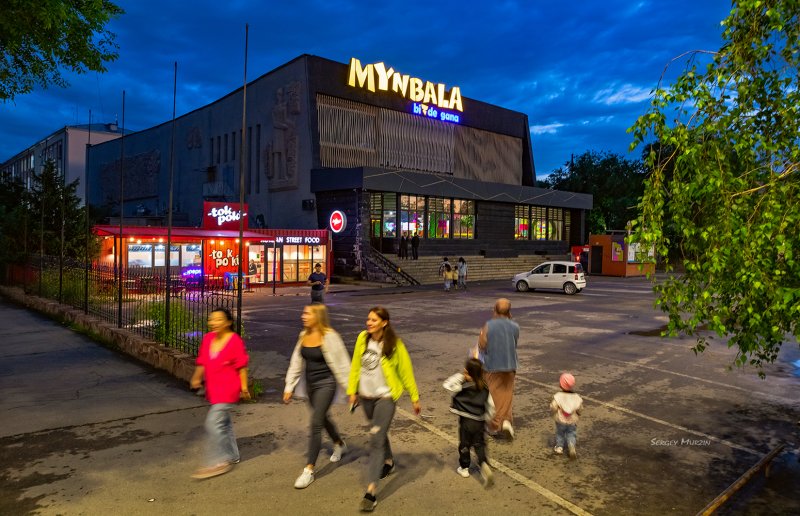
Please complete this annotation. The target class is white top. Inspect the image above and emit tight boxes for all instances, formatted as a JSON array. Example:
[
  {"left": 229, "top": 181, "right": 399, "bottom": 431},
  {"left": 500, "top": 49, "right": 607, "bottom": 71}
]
[{"left": 358, "top": 339, "right": 391, "bottom": 398}]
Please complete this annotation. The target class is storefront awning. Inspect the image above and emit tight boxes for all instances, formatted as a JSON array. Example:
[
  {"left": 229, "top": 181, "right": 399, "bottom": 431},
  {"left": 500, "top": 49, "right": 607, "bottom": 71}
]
[{"left": 93, "top": 225, "right": 275, "bottom": 241}]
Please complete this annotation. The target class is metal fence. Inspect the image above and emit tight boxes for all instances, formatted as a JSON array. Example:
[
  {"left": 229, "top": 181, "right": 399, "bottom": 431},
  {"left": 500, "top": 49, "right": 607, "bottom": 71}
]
[{"left": 5, "top": 255, "right": 237, "bottom": 356}]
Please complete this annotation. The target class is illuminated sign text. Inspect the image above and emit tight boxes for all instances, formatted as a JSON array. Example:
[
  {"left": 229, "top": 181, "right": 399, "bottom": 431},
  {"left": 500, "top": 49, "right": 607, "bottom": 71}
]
[
  {"left": 348, "top": 58, "right": 463, "bottom": 112},
  {"left": 412, "top": 103, "right": 460, "bottom": 124}
]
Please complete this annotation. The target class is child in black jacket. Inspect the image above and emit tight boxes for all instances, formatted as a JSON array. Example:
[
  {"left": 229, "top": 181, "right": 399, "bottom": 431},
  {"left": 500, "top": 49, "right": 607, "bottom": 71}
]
[{"left": 443, "top": 358, "right": 496, "bottom": 487}]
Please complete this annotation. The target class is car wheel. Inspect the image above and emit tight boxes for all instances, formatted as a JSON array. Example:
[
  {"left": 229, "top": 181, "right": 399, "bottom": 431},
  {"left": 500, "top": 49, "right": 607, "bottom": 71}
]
[
  {"left": 516, "top": 280, "right": 530, "bottom": 292},
  {"left": 563, "top": 282, "right": 577, "bottom": 295}
]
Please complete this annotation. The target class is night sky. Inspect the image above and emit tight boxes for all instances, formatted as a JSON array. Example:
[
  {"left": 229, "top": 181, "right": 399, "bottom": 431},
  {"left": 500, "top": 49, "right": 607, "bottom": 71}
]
[{"left": 0, "top": 1, "right": 731, "bottom": 178}]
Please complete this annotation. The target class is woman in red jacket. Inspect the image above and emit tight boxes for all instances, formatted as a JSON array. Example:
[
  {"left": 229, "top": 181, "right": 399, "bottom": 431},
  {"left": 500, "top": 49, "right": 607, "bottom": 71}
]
[{"left": 190, "top": 307, "right": 250, "bottom": 479}]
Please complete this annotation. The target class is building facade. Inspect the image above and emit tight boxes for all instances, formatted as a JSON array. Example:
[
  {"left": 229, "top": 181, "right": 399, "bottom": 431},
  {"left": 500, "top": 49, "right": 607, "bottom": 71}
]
[
  {"left": 86, "top": 55, "right": 592, "bottom": 279},
  {"left": 1, "top": 123, "right": 126, "bottom": 205}
]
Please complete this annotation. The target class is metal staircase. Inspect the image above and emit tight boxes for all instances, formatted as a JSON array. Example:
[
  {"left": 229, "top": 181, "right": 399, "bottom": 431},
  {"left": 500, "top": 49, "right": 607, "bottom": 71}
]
[{"left": 363, "top": 247, "right": 420, "bottom": 286}]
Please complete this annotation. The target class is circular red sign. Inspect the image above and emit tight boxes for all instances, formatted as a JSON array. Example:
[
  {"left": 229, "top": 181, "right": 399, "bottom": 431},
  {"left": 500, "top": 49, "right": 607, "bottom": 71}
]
[{"left": 329, "top": 210, "right": 347, "bottom": 233}]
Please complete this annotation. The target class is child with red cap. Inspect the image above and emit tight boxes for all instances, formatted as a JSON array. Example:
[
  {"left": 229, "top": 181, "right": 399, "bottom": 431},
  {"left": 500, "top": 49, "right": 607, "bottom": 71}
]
[{"left": 550, "top": 373, "right": 583, "bottom": 459}]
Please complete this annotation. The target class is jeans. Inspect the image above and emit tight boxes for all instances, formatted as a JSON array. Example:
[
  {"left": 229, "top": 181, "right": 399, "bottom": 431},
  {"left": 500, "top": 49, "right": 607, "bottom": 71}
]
[
  {"left": 311, "top": 289, "right": 324, "bottom": 304},
  {"left": 205, "top": 403, "right": 239, "bottom": 466},
  {"left": 458, "top": 417, "right": 488, "bottom": 468},
  {"left": 444, "top": 279, "right": 452, "bottom": 291},
  {"left": 360, "top": 397, "right": 396, "bottom": 485},
  {"left": 555, "top": 422, "right": 577, "bottom": 449},
  {"left": 306, "top": 378, "right": 341, "bottom": 465},
  {"left": 458, "top": 275, "right": 466, "bottom": 289}
]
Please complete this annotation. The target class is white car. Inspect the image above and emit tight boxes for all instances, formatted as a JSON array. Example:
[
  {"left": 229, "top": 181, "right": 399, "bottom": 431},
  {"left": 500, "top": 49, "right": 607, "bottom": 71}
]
[{"left": 512, "top": 261, "right": 586, "bottom": 295}]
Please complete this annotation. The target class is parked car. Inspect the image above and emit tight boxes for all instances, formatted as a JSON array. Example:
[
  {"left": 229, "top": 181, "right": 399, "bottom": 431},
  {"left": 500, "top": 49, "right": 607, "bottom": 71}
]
[{"left": 512, "top": 261, "right": 586, "bottom": 295}]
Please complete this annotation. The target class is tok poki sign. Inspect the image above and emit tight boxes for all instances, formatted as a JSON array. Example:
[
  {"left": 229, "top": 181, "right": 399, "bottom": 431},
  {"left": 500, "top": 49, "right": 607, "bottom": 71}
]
[{"left": 203, "top": 202, "right": 248, "bottom": 230}]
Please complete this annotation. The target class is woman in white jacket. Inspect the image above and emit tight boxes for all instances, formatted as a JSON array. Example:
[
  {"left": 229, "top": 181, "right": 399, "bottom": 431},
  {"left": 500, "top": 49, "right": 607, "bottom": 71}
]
[{"left": 284, "top": 304, "right": 352, "bottom": 489}]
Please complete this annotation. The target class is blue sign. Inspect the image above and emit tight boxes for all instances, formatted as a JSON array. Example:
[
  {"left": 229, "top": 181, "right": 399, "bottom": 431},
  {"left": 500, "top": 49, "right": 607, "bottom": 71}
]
[{"left": 411, "top": 103, "right": 460, "bottom": 124}]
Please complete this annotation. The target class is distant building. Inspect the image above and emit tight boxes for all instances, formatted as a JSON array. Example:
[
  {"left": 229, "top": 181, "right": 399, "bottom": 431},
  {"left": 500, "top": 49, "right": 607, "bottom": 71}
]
[
  {"left": 0, "top": 123, "right": 127, "bottom": 205},
  {"left": 86, "top": 54, "right": 593, "bottom": 275}
]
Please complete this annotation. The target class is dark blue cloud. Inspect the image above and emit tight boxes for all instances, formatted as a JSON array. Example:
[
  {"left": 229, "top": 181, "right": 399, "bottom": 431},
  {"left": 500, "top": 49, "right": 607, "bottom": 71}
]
[{"left": 0, "top": 0, "right": 730, "bottom": 176}]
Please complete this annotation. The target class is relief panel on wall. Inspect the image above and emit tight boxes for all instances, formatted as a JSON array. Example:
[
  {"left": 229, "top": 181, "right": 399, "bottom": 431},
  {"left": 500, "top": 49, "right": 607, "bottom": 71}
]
[{"left": 265, "top": 81, "right": 302, "bottom": 191}]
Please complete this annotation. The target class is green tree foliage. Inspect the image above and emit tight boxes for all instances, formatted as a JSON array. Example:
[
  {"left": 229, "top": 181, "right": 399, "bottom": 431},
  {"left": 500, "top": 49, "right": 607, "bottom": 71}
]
[
  {"left": 543, "top": 150, "right": 647, "bottom": 235},
  {"left": 0, "top": 0, "right": 124, "bottom": 101},
  {"left": 27, "top": 160, "right": 97, "bottom": 259},
  {"left": 0, "top": 178, "right": 30, "bottom": 263},
  {"left": 629, "top": 1, "right": 800, "bottom": 374}
]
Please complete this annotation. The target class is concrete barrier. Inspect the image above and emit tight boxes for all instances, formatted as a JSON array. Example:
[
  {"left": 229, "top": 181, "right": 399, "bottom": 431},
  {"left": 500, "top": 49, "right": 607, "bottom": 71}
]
[{"left": 0, "top": 286, "right": 196, "bottom": 382}]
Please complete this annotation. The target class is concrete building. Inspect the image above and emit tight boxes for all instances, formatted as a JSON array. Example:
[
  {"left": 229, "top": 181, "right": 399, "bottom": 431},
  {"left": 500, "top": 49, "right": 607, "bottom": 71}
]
[
  {"left": 86, "top": 54, "right": 592, "bottom": 282},
  {"left": 1, "top": 123, "right": 126, "bottom": 205}
]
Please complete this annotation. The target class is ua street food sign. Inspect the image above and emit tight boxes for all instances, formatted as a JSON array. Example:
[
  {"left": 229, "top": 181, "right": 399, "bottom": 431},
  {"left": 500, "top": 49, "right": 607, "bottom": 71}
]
[{"left": 329, "top": 210, "right": 347, "bottom": 233}]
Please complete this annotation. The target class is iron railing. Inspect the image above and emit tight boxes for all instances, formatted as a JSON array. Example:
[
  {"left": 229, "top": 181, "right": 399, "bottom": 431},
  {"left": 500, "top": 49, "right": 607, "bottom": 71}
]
[{"left": 9, "top": 255, "right": 237, "bottom": 356}]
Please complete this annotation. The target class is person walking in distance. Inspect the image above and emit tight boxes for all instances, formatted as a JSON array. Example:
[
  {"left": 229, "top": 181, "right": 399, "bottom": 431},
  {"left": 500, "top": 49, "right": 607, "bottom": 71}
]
[
  {"left": 190, "top": 308, "right": 250, "bottom": 479},
  {"left": 551, "top": 373, "right": 583, "bottom": 459},
  {"left": 410, "top": 232, "right": 420, "bottom": 260},
  {"left": 347, "top": 306, "right": 421, "bottom": 512},
  {"left": 457, "top": 257, "right": 468, "bottom": 290},
  {"left": 478, "top": 298, "right": 519, "bottom": 439},
  {"left": 443, "top": 358, "right": 495, "bottom": 487},
  {"left": 438, "top": 257, "right": 451, "bottom": 291},
  {"left": 307, "top": 263, "right": 328, "bottom": 304},
  {"left": 284, "top": 304, "right": 352, "bottom": 488},
  {"left": 399, "top": 232, "right": 409, "bottom": 260}
]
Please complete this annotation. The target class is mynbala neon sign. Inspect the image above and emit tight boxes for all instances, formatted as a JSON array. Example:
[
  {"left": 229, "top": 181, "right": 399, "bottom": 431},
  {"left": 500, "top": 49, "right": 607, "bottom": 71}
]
[{"left": 347, "top": 58, "right": 463, "bottom": 112}]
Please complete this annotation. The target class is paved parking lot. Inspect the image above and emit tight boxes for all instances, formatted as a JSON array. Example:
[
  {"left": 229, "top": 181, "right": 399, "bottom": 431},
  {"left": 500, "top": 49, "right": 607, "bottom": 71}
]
[{"left": 1, "top": 276, "right": 799, "bottom": 515}]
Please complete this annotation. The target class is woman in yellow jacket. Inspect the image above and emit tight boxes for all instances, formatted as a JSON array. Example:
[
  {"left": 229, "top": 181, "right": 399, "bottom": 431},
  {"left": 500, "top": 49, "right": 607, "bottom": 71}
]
[{"left": 348, "top": 306, "right": 420, "bottom": 512}]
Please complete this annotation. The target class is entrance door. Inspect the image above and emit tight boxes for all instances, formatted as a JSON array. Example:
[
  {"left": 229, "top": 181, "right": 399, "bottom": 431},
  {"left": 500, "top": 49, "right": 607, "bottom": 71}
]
[{"left": 591, "top": 246, "right": 603, "bottom": 275}]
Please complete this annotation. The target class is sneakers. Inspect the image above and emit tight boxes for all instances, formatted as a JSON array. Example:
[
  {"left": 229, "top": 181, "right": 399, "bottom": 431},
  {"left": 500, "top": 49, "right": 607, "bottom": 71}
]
[
  {"left": 480, "top": 462, "right": 494, "bottom": 488},
  {"left": 567, "top": 443, "right": 577, "bottom": 459},
  {"left": 554, "top": 446, "right": 564, "bottom": 455},
  {"left": 190, "top": 462, "right": 232, "bottom": 479},
  {"left": 294, "top": 467, "right": 315, "bottom": 489},
  {"left": 456, "top": 466, "right": 470, "bottom": 478},
  {"left": 330, "top": 441, "right": 347, "bottom": 463},
  {"left": 360, "top": 493, "right": 378, "bottom": 512},
  {"left": 501, "top": 420, "right": 515, "bottom": 440},
  {"left": 379, "top": 462, "right": 394, "bottom": 479}
]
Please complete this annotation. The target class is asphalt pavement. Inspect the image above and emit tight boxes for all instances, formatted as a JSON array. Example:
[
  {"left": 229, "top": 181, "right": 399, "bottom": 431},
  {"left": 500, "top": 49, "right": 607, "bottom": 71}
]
[{"left": 1, "top": 277, "right": 799, "bottom": 516}]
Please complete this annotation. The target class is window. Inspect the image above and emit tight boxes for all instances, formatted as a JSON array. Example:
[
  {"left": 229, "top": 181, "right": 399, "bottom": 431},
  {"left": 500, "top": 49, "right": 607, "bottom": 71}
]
[
  {"left": 553, "top": 263, "right": 567, "bottom": 274},
  {"left": 247, "top": 127, "right": 252, "bottom": 195},
  {"left": 514, "top": 205, "right": 529, "bottom": 240},
  {"left": 532, "top": 206, "right": 547, "bottom": 240},
  {"left": 255, "top": 125, "right": 261, "bottom": 193},
  {"left": 382, "top": 193, "right": 397, "bottom": 237},
  {"left": 370, "top": 193, "right": 382, "bottom": 238},
  {"left": 127, "top": 244, "right": 153, "bottom": 267},
  {"left": 209, "top": 138, "right": 214, "bottom": 165},
  {"left": 399, "top": 194, "right": 425, "bottom": 238},
  {"left": 224, "top": 133, "right": 228, "bottom": 162},
  {"left": 531, "top": 263, "right": 550, "bottom": 274},
  {"left": 231, "top": 132, "right": 236, "bottom": 161},
  {"left": 181, "top": 244, "right": 202, "bottom": 266},
  {"left": 153, "top": 244, "right": 180, "bottom": 267},
  {"left": 216, "top": 136, "right": 221, "bottom": 165},
  {"left": 427, "top": 197, "right": 451, "bottom": 238},
  {"left": 452, "top": 199, "right": 474, "bottom": 239},
  {"left": 549, "top": 208, "right": 564, "bottom": 240}
]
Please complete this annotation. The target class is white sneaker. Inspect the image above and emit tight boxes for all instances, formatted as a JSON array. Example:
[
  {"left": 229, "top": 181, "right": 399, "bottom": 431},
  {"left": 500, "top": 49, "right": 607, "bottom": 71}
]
[
  {"left": 554, "top": 446, "right": 564, "bottom": 455},
  {"left": 502, "top": 420, "right": 515, "bottom": 440},
  {"left": 330, "top": 441, "right": 347, "bottom": 462},
  {"left": 456, "top": 466, "right": 470, "bottom": 478},
  {"left": 294, "top": 467, "right": 315, "bottom": 489}
]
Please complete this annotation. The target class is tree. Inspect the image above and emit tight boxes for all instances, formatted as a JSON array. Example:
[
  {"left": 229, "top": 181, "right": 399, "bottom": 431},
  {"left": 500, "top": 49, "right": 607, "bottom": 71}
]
[
  {"left": 629, "top": 1, "right": 800, "bottom": 374},
  {"left": 27, "top": 160, "right": 96, "bottom": 259},
  {"left": 0, "top": 0, "right": 124, "bottom": 102},
  {"left": 544, "top": 150, "right": 647, "bottom": 235}
]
